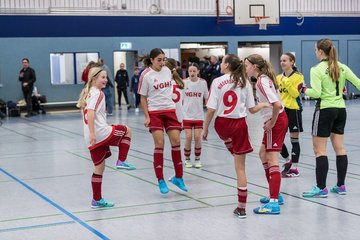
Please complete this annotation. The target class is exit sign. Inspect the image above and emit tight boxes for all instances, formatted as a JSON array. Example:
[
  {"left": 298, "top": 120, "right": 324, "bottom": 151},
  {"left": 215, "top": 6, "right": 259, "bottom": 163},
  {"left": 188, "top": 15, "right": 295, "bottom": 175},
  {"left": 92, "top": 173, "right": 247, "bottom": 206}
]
[{"left": 120, "top": 42, "right": 132, "bottom": 50}]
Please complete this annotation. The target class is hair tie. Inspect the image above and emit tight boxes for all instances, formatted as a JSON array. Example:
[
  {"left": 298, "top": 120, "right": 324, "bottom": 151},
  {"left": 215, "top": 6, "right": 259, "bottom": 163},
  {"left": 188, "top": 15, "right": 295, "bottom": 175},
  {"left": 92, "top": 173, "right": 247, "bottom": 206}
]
[{"left": 172, "top": 68, "right": 177, "bottom": 72}]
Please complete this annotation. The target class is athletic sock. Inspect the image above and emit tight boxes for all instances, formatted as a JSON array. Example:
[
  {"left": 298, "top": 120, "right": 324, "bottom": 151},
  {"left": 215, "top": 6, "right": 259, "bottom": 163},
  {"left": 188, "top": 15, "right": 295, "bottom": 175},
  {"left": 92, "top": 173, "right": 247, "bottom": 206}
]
[
  {"left": 237, "top": 187, "right": 247, "bottom": 209},
  {"left": 154, "top": 148, "right": 164, "bottom": 180},
  {"left": 184, "top": 148, "right": 191, "bottom": 159},
  {"left": 316, "top": 155, "right": 329, "bottom": 189},
  {"left": 91, "top": 173, "right": 103, "bottom": 201},
  {"left": 269, "top": 165, "right": 281, "bottom": 199},
  {"left": 118, "top": 136, "right": 131, "bottom": 161},
  {"left": 290, "top": 137, "right": 300, "bottom": 164},
  {"left": 172, "top": 145, "right": 183, "bottom": 178},
  {"left": 281, "top": 143, "right": 290, "bottom": 161},
  {"left": 336, "top": 155, "right": 348, "bottom": 186}
]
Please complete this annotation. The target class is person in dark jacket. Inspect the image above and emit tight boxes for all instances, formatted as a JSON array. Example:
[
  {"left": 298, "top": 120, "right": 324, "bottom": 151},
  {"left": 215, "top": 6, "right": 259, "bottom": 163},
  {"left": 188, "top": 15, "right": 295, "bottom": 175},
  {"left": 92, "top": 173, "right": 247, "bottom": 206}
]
[
  {"left": 114, "top": 63, "right": 130, "bottom": 110},
  {"left": 130, "top": 67, "right": 141, "bottom": 112},
  {"left": 19, "top": 58, "right": 36, "bottom": 117}
]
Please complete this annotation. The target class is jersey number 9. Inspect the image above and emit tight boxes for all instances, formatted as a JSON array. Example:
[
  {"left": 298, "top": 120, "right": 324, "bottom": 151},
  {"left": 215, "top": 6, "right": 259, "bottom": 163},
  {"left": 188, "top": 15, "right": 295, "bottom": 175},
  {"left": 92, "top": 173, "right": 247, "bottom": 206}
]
[{"left": 223, "top": 90, "right": 238, "bottom": 115}]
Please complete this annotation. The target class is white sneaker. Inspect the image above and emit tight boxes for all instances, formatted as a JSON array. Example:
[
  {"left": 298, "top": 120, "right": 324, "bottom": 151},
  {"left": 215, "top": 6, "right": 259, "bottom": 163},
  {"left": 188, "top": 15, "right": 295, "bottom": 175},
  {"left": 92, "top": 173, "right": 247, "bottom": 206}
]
[
  {"left": 135, "top": 108, "right": 139, "bottom": 113},
  {"left": 185, "top": 160, "right": 192, "bottom": 168},
  {"left": 194, "top": 160, "right": 202, "bottom": 168}
]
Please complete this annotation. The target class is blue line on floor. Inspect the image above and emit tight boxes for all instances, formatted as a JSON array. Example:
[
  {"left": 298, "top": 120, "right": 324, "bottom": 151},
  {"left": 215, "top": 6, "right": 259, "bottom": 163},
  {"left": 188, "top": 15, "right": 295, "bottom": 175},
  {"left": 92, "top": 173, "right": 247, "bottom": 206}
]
[
  {"left": 0, "top": 221, "right": 74, "bottom": 233},
  {"left": 0, "top": 168, "right": 110, "bottom": 240}
]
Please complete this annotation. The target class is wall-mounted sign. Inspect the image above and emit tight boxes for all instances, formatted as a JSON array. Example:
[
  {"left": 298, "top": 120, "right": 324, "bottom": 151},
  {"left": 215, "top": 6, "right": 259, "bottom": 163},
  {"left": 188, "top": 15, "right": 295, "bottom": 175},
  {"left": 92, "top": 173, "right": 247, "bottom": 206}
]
[{"left": 120, "top": 42, "right": 132, "bottom": 50}]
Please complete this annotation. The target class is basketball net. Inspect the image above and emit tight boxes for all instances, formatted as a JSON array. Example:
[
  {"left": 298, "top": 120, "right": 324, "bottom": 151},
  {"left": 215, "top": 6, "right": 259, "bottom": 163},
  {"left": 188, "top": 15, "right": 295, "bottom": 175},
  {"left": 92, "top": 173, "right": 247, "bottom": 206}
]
[{"left": 254, "top": 16, "right": 270, "bottom": 30}]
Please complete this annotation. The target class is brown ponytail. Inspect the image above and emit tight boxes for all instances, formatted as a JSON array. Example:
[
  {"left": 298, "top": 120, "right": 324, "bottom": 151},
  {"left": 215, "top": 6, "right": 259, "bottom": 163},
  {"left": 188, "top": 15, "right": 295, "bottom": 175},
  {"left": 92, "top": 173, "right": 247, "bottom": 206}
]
[
  {"left": 317, "top": 38, "right": 340, "bottom": 81},
  {"left": 165, "top": 58, "right": 184, "bottom": 89},
  {"left": 245, "top": 54, "right": 278, "bottom": 89}
]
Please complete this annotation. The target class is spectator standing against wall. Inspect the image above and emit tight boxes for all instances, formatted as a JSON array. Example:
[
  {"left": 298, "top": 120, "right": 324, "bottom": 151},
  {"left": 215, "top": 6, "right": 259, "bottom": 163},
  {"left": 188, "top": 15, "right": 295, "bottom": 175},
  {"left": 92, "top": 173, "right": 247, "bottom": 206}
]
[
  {"left": 115, "top": 63, "right": 131, "bottom": 110},
  {"left": 130, "top": 67, "right": 141, "bottom": 112},
  {"left": 204, "top": 55, "right": 221, "bottom": 89},
  {"left": 19, "top": 58, "right": 36, "bottom": 117},
  {"left": 98, "top": 58, "right": 114, "bottom": 116}
]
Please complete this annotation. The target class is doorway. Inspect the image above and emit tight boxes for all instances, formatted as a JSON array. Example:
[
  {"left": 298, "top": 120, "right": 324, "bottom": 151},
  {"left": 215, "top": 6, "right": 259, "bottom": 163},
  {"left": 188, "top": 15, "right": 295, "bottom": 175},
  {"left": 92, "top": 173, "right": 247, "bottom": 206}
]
[
  {"left": 113, "top": 51, "right": 138, "bottom": 108},
  {"left": 237, "top": 42, "right": 282, "bottom": 75}
]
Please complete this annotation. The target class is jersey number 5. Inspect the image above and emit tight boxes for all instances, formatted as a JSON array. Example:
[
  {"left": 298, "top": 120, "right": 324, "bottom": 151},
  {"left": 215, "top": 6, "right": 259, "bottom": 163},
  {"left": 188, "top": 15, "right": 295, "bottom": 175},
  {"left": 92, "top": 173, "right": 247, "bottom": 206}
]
[
  {"left": 223, "top": 90, "right": 238, "bottom": 115},
  {"left": 173, "top": 85, "right": 181, "bottom": 103}
]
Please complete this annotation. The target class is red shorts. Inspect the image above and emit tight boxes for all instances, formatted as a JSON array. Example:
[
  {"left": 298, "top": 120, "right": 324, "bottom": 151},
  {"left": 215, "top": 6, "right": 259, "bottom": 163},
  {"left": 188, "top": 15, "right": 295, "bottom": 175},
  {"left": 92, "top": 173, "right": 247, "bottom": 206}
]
[
  {"left": 89, "top": 124, "right": 128, "bottom": 166},
  {"left": 214, "top": 117, "right": 253, "bottom": 155},
  {"left": 183, "top": 120, "right": 203, "bottom": 129},
  {"left": 262, "top": 111, "right": 288, "bottom": 152},
  {"left": 149, "top": 111, "right": 182, "bottom": 132}
]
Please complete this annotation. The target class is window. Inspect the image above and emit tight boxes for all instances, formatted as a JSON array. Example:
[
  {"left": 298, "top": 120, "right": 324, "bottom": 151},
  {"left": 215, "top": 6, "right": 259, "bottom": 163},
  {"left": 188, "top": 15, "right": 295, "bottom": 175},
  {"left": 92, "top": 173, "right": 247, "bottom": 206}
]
[{"left": 50, "top": 52, "right": 99, "bottom": 85}]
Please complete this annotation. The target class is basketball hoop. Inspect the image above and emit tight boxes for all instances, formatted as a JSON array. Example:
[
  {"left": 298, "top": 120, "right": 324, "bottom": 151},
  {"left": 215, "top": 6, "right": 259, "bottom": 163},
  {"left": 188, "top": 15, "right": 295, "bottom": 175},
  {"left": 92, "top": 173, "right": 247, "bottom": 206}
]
[{"left": 254, "top": 16, "right": 270, "bottom": 30}]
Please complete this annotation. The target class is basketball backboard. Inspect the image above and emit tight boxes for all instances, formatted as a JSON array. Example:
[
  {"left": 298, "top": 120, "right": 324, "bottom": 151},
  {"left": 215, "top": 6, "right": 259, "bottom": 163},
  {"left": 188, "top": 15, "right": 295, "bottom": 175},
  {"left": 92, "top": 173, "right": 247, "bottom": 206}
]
[{"left": 234, "top": 0, "right": 280, "bottom": 26}]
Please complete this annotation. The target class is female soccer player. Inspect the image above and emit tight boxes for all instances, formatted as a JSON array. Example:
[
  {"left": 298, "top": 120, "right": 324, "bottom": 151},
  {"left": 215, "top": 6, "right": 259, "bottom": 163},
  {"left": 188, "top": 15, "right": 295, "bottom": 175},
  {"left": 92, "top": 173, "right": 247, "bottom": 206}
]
[
  {"left": 77, "top": 66, "right": 134, "bottom": 208},
  {"left": 245, "top": 54, "right": 288, "bottom": 215},
  {"left": 302, "top": 39, "right": 360, "bottom": 198},
  {"left": 138, "top": 48, "right": 187, "bottom": 194}
]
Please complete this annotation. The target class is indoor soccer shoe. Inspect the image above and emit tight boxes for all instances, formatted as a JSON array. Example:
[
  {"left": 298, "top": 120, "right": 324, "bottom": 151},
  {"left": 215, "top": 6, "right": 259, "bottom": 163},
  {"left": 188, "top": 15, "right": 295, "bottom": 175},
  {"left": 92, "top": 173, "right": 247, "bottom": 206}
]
[
  {"left": 253, "top": 202, "right": 280, "bottom": 215},
  {"left": 91, "top": 198, "right": 114, "bottom": 208},
  {"left": 194, "top": 160, "right": 202, "bottom": 168},
  {"left": 116, "top": 160, "right": 136, "bottom": 170},
  {"left": 330, "top": 185, "right": 347, "bottom": 195},
  {"left": 158, "top": 179, "right": 169, "bottom": 194},
  {"left": 283, "top": 168, "right": 300, "bottom": 178},
  {"left": 185, "top": 160, "right": 193, "bottom": 168},
  {"left": 169, "top": 177, "right": 188, "bottom": 192},
  {"left": 259, "top": 193, "right": 284, "bottom": 205},
  {"left": 233, "top": 207, "right": 246, "bottom": 219},
  {"left": 302, "top": 186, "right": 328, "bottom": 198},
  {"left": 281, "top": 161, "right": 292, "bottom": 177}
]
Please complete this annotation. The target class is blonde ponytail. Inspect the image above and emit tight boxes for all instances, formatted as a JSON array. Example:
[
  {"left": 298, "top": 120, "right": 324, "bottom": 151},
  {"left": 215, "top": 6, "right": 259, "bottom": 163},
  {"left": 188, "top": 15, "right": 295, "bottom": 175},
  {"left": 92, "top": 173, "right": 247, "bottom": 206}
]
[{"left": 76, "top": 67, "right": 104, "bottom": 108}]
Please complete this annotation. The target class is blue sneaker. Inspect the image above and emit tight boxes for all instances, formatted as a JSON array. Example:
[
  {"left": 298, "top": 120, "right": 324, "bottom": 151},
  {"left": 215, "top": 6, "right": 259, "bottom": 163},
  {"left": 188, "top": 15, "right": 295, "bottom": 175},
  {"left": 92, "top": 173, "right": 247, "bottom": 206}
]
[
  {"left": 91, "top": 198, "right": 114, "bottom": 208},
  {"left": 253, "top": 202, "right": 280, "bottom": 215},
  {"left": 259, "top": 193, "right": 284, "bottom": 205},
  {"left": 330, "top": 185, "right": 346, "bottom": 195},
  {"left": 302, "top": 186, "right": 328, "bottom": 198},
  {"left": 158, "top": 179, "right": 169, "bottom": 194},
  {"left": 116, "top": 160, "right": 136, "bottom": 170},
  {"left": 169, "top": 177, "right": 188, "bottom": 192}
]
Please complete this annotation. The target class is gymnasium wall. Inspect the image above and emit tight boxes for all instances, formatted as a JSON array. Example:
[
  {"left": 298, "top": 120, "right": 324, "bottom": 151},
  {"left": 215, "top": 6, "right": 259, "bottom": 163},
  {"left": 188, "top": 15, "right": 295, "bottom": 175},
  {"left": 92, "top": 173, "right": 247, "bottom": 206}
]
[{"left": 0, "top": 16, "right": 359, "bottom": 102}]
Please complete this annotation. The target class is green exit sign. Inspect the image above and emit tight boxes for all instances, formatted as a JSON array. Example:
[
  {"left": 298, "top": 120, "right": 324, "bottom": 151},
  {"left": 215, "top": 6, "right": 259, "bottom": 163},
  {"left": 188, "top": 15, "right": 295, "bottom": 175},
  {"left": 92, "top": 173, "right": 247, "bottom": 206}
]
[{"left": 120, "top": 42, "right": 132, "bottom": 50}]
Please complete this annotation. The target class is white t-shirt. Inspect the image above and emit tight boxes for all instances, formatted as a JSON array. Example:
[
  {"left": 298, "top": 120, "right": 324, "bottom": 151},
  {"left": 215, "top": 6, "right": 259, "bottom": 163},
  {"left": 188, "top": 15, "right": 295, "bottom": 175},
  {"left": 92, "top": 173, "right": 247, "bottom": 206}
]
[
  {"left": 207, "top": 73, "right": 255, "bottom": 118},
  {"left": 182, "top": 78, "right": 209, "bottom": 121},
  {"left": 138, "top": 67, "right": 175, "bottom": 112},
  {"left": 255, "top": 74, "right": 284, "bottom": 121},
  {"left": 171, "top": 79, "right": 184, "bottom": 122},
  {"left": 83, "top": 87, "right": 112, "bottom": 147}
]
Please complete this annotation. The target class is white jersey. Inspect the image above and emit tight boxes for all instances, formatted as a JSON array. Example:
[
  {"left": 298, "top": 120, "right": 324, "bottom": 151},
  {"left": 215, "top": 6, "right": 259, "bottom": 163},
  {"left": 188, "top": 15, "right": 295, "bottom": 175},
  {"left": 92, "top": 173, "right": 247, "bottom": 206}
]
[
  {"left": 207, "top": 74, "right": 255, "bottom": 118},
  {"left": 182, "top": 78, "right": 209, "bottom": 121},
  {"left": 255, "top": 74, "right": 284, "bottom": 121},
  {"left": 83, "top": 87, "right": 112, "bottom": 147},
  {"left": 138, "top": 67, "right": 175, "bottom": 112},
  {"left": 171, "top": 79, "right": 185, "bottom": 122}
]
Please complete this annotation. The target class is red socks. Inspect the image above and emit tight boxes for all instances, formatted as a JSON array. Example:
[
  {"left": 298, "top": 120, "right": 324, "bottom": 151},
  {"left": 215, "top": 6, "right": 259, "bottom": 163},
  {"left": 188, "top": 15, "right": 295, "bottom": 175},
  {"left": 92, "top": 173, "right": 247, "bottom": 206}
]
[
  {"left": 184, "top": 148, "right": 191, "bottom": 159},
  {"left": 91, "top": 173, "right": 102, "bottom": 201},
  {"left": 269, "top": 165, "right": 281, "bottom": 199},
  {"left": 118, "top": 136, "right": 131, "bottom": 161},
  {"left": 172, "top": 145, "right": 183, "bottom": 178},
  {"left": 237, "top": 188, "right": 247, "bottom": 209},
  {"left": 194, "top": 147, "right": 201, "bottom": 160},
  {"left": 153, "top": 148, "right": 164, "bottom": 180}
]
